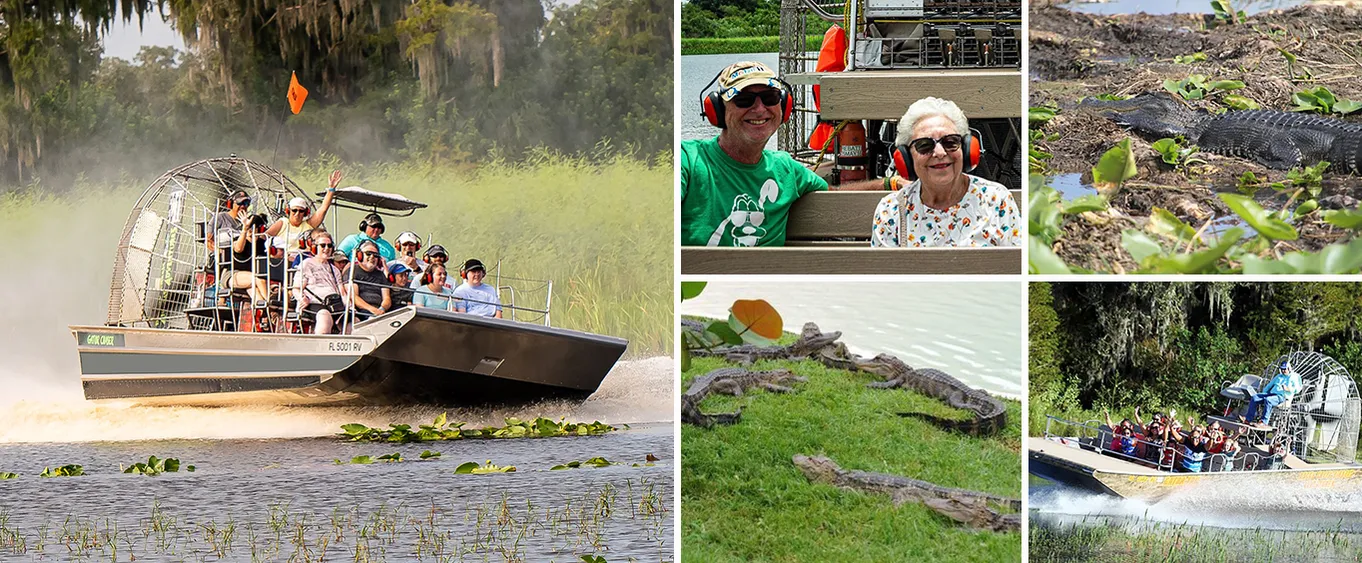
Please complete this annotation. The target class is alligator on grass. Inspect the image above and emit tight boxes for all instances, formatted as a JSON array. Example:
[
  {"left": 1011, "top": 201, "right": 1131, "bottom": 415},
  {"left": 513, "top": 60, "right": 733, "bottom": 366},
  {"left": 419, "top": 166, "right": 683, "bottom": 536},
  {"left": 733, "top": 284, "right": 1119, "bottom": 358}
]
[
  {"left": 682, "top": 322, "right": 1006, "bottom": 436},
  {"left": 1082, "top": 93, "right": 1362, "bottom": 174}
]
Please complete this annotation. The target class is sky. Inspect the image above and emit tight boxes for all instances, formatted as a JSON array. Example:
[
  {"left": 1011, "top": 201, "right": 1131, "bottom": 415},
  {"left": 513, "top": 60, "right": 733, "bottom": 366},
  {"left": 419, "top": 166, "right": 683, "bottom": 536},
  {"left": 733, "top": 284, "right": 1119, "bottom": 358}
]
[{"left": 100, "top": 12, "right": 185, "bottom": 61}]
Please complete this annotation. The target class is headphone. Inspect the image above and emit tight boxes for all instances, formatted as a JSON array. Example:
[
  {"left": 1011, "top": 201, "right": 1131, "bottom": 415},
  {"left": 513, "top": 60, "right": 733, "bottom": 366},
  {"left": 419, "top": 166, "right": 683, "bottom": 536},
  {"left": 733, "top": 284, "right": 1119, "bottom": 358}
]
[
  {"left": 891, "top": 127, "right": 984, "bottom": 181},
  {"left": 699, "top": 72, "right": 795, "bottom": 129},
  {"left": 358, "top": 214, "right": 385, "bottom": 234},
  {"left": 421, "top": 264, "right": 446, "bottom": 286}
]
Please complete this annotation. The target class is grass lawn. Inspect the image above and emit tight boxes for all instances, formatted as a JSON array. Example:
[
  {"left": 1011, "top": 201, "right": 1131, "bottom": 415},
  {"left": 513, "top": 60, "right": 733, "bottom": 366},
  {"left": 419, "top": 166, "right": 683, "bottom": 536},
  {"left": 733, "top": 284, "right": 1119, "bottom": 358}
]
[{"left": 681, "top": 336, "right": 1023, "bottom": 561}]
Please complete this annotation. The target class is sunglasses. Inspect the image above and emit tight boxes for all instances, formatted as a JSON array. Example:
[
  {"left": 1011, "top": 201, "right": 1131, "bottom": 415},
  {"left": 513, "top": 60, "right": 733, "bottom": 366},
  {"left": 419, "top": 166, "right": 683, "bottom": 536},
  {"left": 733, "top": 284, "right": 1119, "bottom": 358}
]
[
  {"left": 730, "top": 89, "right": 783, "bottom": 109},
  {"left": 360, "top": 251, "right": 380, "bottom": 259},
  {"left": 315, "top": 243, "right": 333, "bottom": 249},
  {"left": 290, "top": 208, "right": 309, "bottom": 214},
  {"left": 234, "top": 198, "right": 252, "bottom": 207},
  {"left": 909, "top": 134, "right": 964, "bottom": 156}
]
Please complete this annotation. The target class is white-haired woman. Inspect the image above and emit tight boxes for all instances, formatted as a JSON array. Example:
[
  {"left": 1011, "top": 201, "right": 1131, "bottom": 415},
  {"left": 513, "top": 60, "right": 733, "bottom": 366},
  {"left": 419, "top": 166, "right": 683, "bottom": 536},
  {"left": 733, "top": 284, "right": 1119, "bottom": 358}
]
[
  {"left": 267, "top": 169, "right": 342, "bottom": 257},
  {"left": 871, "top": 97, "right": 1020, "bottom": 247}
]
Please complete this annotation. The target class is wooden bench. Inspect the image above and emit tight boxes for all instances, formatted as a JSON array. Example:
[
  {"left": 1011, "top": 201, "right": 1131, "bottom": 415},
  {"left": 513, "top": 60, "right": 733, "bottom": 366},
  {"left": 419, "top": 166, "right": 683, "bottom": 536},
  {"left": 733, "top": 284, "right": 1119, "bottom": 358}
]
[{"left": 680, "top": 189, "right": 1024, "bottom": 274}]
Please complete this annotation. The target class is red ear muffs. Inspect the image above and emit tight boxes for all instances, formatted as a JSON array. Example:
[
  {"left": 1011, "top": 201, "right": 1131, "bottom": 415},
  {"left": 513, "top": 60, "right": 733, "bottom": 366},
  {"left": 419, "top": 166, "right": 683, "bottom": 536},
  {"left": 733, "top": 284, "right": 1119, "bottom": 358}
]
[
  {"left": 700, "top": 77, "right": 795, "bottom": 129},
  {"left": 894, "top": 128, "right": 984, "bottom": 181}
]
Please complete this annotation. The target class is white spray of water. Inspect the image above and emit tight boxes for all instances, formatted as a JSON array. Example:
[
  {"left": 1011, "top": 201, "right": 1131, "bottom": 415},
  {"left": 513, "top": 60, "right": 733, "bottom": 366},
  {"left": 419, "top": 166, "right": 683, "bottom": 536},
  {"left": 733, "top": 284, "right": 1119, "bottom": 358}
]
[
  {"left": 0, "top": 357, "right": 674, "bottom": 444},
  {"left": 1032, "top": 483, "right": 1362, "bottom": 531}
]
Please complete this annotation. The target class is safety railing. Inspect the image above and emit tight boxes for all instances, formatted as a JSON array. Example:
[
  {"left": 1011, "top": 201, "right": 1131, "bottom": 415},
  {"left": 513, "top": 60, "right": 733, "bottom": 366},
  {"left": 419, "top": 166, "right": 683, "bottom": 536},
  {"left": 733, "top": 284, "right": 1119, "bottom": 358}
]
[{"left": 1043, "top": 415, "right": 1270, "bottom": 474}]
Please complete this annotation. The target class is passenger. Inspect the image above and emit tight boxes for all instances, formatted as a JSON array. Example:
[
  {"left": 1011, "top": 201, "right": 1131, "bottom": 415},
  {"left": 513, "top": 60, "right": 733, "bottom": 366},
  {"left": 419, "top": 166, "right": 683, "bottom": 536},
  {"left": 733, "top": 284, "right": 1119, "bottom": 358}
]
[
  {"left": 681, "top": 61, "right": 883, "bottom": 248},
  {"left": 337, "top": 212, "right": 397, "bottom": 262},
  {"left": 453, "top": 259, "right": 503, "bottom": 318},
  {"left": 413, "top": 245, "right": 454, "bottom": 292},
  {"left": 1103, "top": 409, "right": 1142, "bottom": 458},
  {"left": 1243, "top": 360, "right": 1303, "bottom": 429},
  {"left": 872, "top": 97, "right": 1021, "bottom": 247},
  {"left": 342, "top": 241, "right": 391, "bottom": 321},
  {"left": 412, "top": 264, "right": 456, "bottom": 310},
  {"left": 265, "top": 169, "right": 341, "bottom": 259},
  {"left": 1168, "top": 424, "right": 1211, "bottom": 473},
  {"left": 295, "top": 233, "right": 347, "bottom": 334},
  {"left": 330, "top": 251, "right": 350, "bottom": 273},
  {"left": 387, "top": 263, "right": 414, "bottom": 309},
  {"left": 207, "top": 189, "right": 251, "bottom": 255},
  {"left": 391, "top": 231, "right": 426, "bottom": 275},
  {"left": 223, "top": 208, "right": 274, "bottom": 311}
]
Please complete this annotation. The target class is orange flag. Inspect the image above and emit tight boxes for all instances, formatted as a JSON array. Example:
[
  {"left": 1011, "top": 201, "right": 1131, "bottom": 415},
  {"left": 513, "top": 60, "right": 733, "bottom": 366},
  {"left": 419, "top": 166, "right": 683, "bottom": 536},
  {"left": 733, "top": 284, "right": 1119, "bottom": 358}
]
[{"left": 287, "top": 71, "right": 308, "bottom": 114}]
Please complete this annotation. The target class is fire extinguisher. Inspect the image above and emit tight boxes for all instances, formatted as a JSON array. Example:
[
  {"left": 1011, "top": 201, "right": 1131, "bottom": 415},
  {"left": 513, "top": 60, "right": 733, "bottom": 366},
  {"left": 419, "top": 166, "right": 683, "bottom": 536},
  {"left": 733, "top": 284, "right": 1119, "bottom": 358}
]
[{"left": 835, "top": 121, "right": 868, "bottom": 183}]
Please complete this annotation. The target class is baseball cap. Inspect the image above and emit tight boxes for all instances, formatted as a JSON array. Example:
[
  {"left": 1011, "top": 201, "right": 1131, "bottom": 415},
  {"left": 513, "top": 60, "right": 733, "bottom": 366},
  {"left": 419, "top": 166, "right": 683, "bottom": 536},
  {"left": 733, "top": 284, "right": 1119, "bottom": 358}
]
[
  {"left": 425, "top": 244, "right": 448, "bottom": 258},
  {"left": 463, "top": 258, "right": 486, "bottom": 272},
  {"left": 717, "top": 61, "right": 780, "bottom": 102},
  {"left": 396, "top": 231, "right": 421, "bottom": 246},
  {"left": 363, "top": 212, "right": 384, "bottom": 227},
  {"left": 287, "top": 197, "right": 310, "bottom": 210},
  {"left": 388, "top": 262, "right": 411, "bottom": 276},
  {"left": 330, "top": 253, "right": 349, "bottom": 263}
]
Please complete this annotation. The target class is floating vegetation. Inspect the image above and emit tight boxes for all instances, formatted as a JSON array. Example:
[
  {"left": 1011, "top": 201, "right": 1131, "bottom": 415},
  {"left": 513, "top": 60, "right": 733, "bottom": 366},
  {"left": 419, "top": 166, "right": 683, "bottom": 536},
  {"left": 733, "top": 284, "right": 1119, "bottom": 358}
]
[
  {"left": 122, "top": 456, "right": 194, "bottom": 476},
  {"left": 455, "top": 460, "right": 517, "bottom": 474},
  {"left": 38, "top": 465, "right": 83, "bottom": 478},
  {"left": 552, "top": 457, "right": 616, "bottom": 470},
  {"left": 339, "top": 413, "right": 616, "bottom": 443},
  {"left": 0, "top": 472, "right": 15, "bottom": 480},
  {"left": 420, "top": 450, "right": 441, "bottom": 459}
]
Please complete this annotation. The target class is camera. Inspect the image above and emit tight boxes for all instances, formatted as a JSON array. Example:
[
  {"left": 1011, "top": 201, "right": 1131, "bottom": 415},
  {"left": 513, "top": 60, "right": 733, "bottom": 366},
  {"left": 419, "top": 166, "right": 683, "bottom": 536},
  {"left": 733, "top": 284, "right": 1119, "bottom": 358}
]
[{"left": 246, "top": 213, "right": 268, "bottom": 230}]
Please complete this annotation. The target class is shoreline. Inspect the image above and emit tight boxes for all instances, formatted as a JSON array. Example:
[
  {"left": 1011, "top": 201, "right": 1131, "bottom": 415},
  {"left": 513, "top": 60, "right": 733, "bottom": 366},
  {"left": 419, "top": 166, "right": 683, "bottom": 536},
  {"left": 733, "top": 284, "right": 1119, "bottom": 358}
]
[{"left": 680, "top": 35, "right": 822, "bottom": 56}]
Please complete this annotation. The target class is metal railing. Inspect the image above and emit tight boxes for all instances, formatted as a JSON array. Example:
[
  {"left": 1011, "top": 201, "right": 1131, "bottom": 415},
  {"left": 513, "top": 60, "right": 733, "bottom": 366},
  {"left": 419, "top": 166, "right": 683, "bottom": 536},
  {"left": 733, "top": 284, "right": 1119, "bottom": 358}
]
[{"left": 1043, "top": 415, "right": 1270, "bottom": 474}]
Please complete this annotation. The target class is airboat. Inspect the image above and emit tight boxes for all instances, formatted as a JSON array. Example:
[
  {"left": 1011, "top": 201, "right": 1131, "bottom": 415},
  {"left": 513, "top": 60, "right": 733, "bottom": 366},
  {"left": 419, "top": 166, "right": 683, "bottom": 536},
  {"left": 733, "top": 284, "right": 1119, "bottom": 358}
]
[
  {"left": 70, "top": 157, "right": 627, "bottom": 406},
  {"left": 1029, "top": 352, "right": 1362, "bottom": 501}
]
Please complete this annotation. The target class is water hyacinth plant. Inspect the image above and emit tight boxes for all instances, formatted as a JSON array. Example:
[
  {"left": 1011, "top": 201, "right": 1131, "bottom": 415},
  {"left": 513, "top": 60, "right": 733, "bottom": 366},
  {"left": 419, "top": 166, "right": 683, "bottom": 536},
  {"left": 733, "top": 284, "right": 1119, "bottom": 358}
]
[
  {"left": 552, "top": 457, "right": 616, "bottom": 470},
  {"left": 454, "top": 460, "right": 517, "bottom": 474},
  {"left": 39, "top": 465, "right": 83, "bottom": 478},
  {"left": 338, "top": 414, "right": 616, "bottom": 443},
  {"left": 122, "top": 456, "right": 194, "bottom": 476}
]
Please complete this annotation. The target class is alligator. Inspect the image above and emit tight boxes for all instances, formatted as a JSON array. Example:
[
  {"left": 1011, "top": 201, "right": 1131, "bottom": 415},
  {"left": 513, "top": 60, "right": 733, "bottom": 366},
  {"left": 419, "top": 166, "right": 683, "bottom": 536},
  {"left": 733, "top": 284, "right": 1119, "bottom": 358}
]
[
  {"left": 690, "top": 322, "right": 844, "bottom": 365},
  {"left": 684, "top": 321, "right": 1007, "bottom": 436},
  {"left": 793, "top": 454, "right": 1020, "bottom": 532},
  {"left": 1081, "top": 93, "right": 1362, "bottom": 174},
  {"left": 681, "top": 367, "right": 808, "bottom": 428}
]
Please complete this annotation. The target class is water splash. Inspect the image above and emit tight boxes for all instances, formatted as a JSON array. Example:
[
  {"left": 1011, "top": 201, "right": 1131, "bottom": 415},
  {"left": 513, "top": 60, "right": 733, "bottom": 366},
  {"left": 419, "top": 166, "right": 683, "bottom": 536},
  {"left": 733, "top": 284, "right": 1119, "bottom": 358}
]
[
  {"left": 1032, "top": 482, "right": 1362, "bottom": 531},
  {"left": 0, "top": 357, "right": 674, "bottom": 444}
]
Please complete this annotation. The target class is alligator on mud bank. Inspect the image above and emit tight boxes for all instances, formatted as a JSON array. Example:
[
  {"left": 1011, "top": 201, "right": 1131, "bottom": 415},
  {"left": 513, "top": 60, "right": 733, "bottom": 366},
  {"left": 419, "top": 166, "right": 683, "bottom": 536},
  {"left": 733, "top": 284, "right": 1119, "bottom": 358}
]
[{"left": 1083, "top": 93, "right": 1362, "bottom": 174}]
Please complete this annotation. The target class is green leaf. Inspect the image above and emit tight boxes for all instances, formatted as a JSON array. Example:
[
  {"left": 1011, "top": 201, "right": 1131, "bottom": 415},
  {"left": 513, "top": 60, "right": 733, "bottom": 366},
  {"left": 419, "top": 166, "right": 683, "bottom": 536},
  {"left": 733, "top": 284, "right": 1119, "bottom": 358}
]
[
  {"left": 1334, "top": 99, "right": 1362, "bottom": 115},
  {"left": 1222, "top": 95, "right": 1260, "bottom": 110},
  {"left": 350, "top": 456, "right": 374, "bottom": 465},
  {"left": 1150, "top": 138, "right": 1181, "bottom": 165},
  {"left": 340, "top": 424, "right": 370, "bottom": 435},
  {"left": 1145, "top": 228, "right": 1243, "bottom": 273},
  {"left": 164, "top": 458, "right": 180, "bottom": 473},
  {"left": 705, "top": 321, "right": 743, "bottom": 346},
  {"left": 433, "top": 412, "right": 447, "bottom": 429},
  {"left": 681, "top": 345, "right": 690, "bottom": 372},
  {"left": 420, "top": 450, "right": 441, "bottom": 459},
  {"left": 1323, "top": 209, "right": 1362, "bottom": 229},
  {"left": 1028, "top": 237, "right": 1072, "bottom": 274},
  {"left": 1091, "top": 138, "right": 1138, "bottom": 189},
  {"left": 1147, "top": 208, "right": 1198, "bottom": 243},
  {"left": 1121, "top": 230, "right": 1165, "bottom": 264},
  {"left": 1029, "top": 106, "right": 1058, "bottom": 124},
  {"left": 1218, "top": 193, "right": 1298, "bottom": 240},
  {"left": 680, "top": 281, "right": 707, "bottom": 301},
  {"left": 454, "top": 461, "right": 479, "bottom": 474},
  {"left": 1207, "top": 80, "right": 1245, "bottom": 91},
  {"left": 1028, "top": 181, "right": 1064, "bottom": 245},
  {"left": 1063, "top": 194, "right": 1109, "bottom": 214},
  {"left": 1294, "top": 199, "right": 1319, "bottom": 219},
  {"left": 1242, "top": 238, "right": 1362, "bottom": 274},
  {"left": 0, "top": 472, "right": 17, "bottom": 480}
]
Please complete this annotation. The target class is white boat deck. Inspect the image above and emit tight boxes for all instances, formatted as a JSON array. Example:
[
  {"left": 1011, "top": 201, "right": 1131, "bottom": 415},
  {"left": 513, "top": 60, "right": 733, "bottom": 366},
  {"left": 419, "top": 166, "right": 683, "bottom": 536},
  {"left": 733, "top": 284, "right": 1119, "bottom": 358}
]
[{"left": 1028, "top": 437, "right": 1165, "bottom": 476}]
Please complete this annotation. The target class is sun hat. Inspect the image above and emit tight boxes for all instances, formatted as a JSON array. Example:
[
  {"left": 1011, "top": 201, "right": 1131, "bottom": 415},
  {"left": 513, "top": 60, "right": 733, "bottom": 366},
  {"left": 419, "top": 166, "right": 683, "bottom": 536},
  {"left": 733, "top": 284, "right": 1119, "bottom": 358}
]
[{"left": 717, "top": 61, "right": 781, "bottom": 102}]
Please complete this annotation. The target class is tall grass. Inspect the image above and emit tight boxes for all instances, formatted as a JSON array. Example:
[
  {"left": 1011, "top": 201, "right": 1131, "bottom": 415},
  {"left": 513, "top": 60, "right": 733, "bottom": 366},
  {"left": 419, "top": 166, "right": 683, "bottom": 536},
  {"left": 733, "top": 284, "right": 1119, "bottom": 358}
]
[
  {"left": 2, "top": 154, "right": 672, "bottom": 358},
  {"left": 680, "top": 36, "right": 823, "bottom": 55}
]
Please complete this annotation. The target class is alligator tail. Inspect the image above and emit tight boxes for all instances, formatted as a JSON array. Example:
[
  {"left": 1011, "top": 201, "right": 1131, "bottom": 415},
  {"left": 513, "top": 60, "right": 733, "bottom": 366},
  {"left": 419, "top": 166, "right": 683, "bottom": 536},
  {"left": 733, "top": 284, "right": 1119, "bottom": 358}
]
[{"left": 898, "top": 412, "right": 1004, "bottom": 436}]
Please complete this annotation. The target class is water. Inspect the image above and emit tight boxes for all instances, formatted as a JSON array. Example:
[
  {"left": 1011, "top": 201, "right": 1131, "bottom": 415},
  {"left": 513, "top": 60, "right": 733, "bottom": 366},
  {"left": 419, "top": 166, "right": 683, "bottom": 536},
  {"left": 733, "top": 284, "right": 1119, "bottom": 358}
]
[
  {"left": 1031, "top": 481, "right": 1362, "bottom": 530},
  {"left": 680, "top": 282, "right": 1024, "bottom": 398},
  {"left": 0, "top": 357, "right": 675, "bottom": 561},
  {"left": 680, "top": 53, "right": 781, "bottom": 149}
]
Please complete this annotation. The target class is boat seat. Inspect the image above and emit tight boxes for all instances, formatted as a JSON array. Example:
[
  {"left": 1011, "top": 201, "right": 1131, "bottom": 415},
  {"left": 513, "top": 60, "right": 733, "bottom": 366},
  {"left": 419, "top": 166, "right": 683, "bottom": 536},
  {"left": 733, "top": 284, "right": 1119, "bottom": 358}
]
[{"left": 1220, "top": 374, "right": 1263, "bottom": 401}]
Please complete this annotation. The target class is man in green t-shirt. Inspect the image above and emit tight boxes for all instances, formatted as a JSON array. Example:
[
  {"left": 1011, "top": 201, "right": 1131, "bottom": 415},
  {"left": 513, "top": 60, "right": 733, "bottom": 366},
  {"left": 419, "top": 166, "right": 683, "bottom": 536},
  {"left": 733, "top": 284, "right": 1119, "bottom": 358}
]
[{"left": 682, "top": 61, "right": 883, "bottom": 247}]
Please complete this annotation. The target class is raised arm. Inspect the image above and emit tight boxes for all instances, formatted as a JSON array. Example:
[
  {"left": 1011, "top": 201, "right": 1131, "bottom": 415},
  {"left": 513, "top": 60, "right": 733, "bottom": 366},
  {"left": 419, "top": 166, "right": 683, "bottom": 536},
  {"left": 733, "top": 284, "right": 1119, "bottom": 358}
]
[{"left": 308, "top": 170, "right": 341, "bottom": 228}]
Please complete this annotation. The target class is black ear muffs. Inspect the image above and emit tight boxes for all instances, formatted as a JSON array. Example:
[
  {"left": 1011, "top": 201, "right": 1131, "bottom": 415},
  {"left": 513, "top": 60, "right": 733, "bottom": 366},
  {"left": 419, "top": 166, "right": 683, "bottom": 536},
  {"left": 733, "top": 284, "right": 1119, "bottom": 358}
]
[
  {"left": 700, "top": 74, "right": 795, "bottom": 129},
  {"left": 893, "top": 128, "right": 984, "bottom": 182}
]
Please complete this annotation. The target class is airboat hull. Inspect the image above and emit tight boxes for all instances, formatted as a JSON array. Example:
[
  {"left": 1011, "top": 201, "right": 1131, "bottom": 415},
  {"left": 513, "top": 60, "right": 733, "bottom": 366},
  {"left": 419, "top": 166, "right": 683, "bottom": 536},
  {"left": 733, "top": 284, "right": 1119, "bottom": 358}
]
[
  {"left": 72, "top": 306, "right": 627, "bottom": 407},
  {"left": 1029, "top": 437, "right": 1362, "bottom": 502}
]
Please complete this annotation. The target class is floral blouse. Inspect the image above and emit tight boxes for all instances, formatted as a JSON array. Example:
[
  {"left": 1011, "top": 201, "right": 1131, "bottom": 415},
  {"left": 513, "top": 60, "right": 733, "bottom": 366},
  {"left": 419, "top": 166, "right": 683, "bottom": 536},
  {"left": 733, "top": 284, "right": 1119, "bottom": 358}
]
[{"left": 870, "top": 175, "right": 1020, "bottom": 247}]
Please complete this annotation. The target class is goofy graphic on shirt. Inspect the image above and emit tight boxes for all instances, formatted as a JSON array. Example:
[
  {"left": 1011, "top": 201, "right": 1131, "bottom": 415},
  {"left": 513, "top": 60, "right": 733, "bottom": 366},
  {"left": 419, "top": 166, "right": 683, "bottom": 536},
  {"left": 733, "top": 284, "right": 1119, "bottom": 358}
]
[{"left": 706, "top": 179, "right": 781, "bottom": 247}]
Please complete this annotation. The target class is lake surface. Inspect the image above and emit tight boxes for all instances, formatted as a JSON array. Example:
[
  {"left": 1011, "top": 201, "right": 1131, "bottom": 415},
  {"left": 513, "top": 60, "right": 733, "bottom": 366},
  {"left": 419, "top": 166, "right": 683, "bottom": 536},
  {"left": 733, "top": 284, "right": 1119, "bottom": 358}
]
[
  {"left": 0, "top": 358, "right": 676, "bottom": 562},
  {"left": 680, "top": 53, "right": 781, "bottom": 150},
  {"left": 680, "top": 282, "right": 1024, "bottom": 398}
]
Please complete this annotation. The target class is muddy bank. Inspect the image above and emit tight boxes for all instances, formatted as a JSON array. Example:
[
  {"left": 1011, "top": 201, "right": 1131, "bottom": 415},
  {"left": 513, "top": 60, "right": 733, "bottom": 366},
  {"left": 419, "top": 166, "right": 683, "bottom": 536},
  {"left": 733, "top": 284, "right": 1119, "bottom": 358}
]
[{"left": 1030, "top": 5, "right": 1362, "bottom": 271}]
